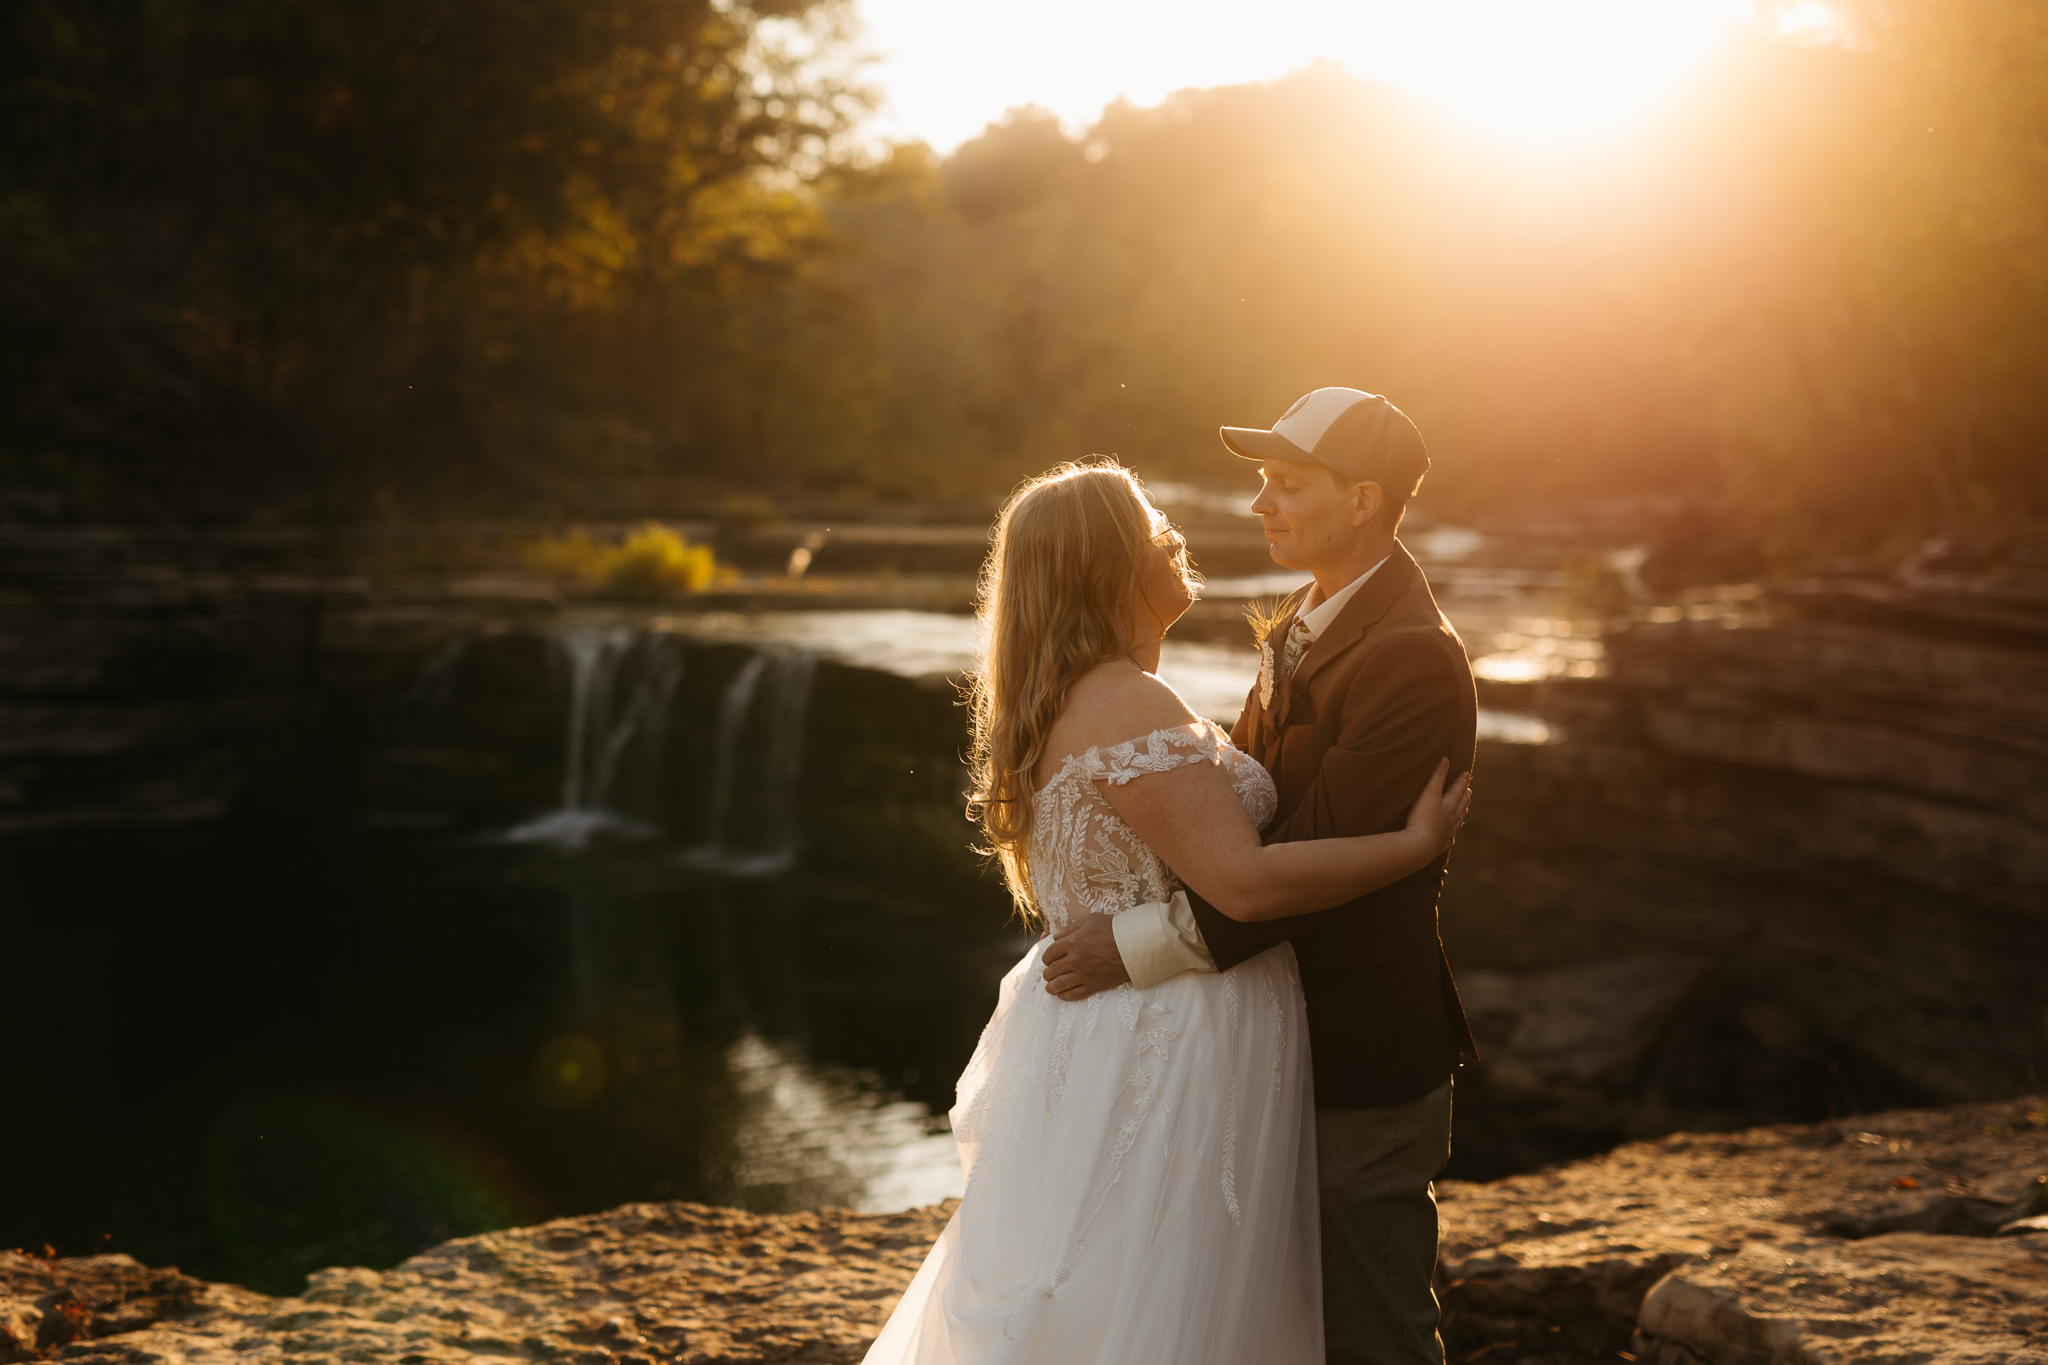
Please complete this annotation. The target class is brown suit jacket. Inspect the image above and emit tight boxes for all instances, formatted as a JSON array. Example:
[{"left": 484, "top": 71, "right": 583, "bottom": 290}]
[{"left": 1187, "top": 541, "right": 1479, "bottom": 1110}]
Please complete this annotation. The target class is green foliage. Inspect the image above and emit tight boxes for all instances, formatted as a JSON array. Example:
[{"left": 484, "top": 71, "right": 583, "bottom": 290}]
[
  {"left": 523, "top": 522, "right": 719, "bottom": 594},
  {"left": 0, "top": 0, "right": 867, "bottom": 512}
]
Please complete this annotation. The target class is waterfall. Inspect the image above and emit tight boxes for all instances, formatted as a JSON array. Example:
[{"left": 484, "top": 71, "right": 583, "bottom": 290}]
[
  {"left": 759, "top": 652, "right": 817, "bottom": 864},
  {"left": 682, "top": 650, "right": 817, "bottom": 876},
  {"left": 503, "top": 626, "right": 684, "bottom": 847},
  {"left": 700, "top": 653, "right": 772, "bottom": 853}
]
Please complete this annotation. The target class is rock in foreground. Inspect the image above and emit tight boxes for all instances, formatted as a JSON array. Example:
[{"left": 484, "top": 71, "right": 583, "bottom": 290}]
[
  {"left": 6, "top": 1100, "right": 2044, "bottom": 1365},
  {"left": 3, "top": 1204, "right": 950, "bottom": 1365},
  {"left": 1439, "top": 1097, "right": 2048, "bottom": 1363}
]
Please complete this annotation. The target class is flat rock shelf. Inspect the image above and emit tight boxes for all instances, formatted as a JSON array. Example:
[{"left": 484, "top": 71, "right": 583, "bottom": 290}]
[
  {"left": 6, "top": 1100, "right": 2045, "bottom": 1365},
  {"left": 1438, "top": 1097, "right": 2048, "bottom": 1362},
  {"left": 0, "top": 1205, "right": 952, "bottom": 1365}
]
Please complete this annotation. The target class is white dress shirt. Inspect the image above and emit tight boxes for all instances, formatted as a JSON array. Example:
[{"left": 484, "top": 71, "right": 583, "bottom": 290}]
[
  {"left": 1298, "top": 555, "right": 1389, "bottom": 643},
  {"left": 1110, "top": 555, "right": 1391, "bottom": 988}
]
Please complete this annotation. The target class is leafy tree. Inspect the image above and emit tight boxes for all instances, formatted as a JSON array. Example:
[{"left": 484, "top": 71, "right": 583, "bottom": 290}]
[{"left": 0, "top": 0, "right": 866, "bottom": 515}]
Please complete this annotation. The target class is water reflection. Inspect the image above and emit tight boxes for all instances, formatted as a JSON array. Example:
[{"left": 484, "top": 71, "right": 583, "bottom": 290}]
[
  {"left": 1469, "top": 621, "right": 1603, "bottom": 683},
  {"left": 661, "top": 524, "right": 1613, "bottom": 722},
  {"left": 660, "top": 602, "right": 1568, "bottom": 741},
  {"left": 673, "top": 608, "right": 985, "bottom": 677},
  {"left": 725, "top": 1034, "right": 962, "bottom": 1214}
]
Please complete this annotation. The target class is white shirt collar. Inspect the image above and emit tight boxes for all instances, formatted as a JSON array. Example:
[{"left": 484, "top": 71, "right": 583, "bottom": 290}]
[{"left": 1297, "top": 555, "right": 1390, "bottom": 640}]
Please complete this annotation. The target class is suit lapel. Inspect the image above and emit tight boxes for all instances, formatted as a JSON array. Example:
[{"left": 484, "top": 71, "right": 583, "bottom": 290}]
[{"left": 1288, "top": 543, "right": 1421, "bottom": 694}]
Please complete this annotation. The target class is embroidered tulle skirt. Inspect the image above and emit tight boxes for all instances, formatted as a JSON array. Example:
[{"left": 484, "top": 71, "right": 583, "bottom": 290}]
[{"left": 863, "top": 934, "right": 1322, "bottom": 1365}]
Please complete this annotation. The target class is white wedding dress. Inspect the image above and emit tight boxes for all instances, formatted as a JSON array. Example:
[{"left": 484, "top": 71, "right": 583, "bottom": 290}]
[{"left": 864, "top": 720, "right": 1322, "bottom": 1364}]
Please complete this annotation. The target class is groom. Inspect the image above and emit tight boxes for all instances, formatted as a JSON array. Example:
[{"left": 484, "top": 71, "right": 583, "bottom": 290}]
[{"left": 1040, "top": 387, "right": 1479, "bottom": 1365}]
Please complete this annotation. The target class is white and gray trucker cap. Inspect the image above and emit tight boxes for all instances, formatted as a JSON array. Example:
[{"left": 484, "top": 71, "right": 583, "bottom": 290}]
[{"left": 1220, "top": 387, "right": 1430, "bottom": 493}]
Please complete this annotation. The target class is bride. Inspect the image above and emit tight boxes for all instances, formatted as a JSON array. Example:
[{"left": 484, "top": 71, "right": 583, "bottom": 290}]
[{"left": 863, "top": 461, "right": 1469, "bottom": 1364}]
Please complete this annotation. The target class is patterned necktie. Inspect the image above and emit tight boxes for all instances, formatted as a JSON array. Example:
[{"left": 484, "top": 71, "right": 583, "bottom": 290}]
[{"left": 1280, "top": 618, "right": 1315, "bottom": 682}]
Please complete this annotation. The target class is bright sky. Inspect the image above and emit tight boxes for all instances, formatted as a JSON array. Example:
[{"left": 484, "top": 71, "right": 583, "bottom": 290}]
[{"left": 854, "top": 0, "right": 1758, "bottom": 154}]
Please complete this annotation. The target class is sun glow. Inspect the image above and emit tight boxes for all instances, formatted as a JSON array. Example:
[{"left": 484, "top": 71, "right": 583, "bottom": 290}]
[
  {"left": 859, "top": 0, "right": 1754, "bottom": 153},
  {"left": 1322, "top": 1, "right": 1749, "bottom": 147}
]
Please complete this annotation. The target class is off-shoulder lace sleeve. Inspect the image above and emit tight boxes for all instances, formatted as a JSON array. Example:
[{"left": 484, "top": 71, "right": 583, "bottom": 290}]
[
  {"left": 1074, "top": 722, "right": 1228, "bottom": 786},
  {"left": 1030, "top": 720, "right": 1275, "bottom": 929}
]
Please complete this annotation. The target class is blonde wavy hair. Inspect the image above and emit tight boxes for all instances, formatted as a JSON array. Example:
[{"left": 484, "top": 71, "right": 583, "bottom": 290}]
[{"left": 965, "top": 460, "right": 1197, "bottom": 920}]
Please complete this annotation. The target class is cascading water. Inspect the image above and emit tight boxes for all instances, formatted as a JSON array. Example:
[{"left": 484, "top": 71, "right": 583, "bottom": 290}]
[
  {"left": 503, "top": 625, "right": 684, "bottom": 847},
  {"left": 699, "top": 652, "right": 772, "bottom": 855},
  {"left": 682, "top": 649, "right": 817, "bottom": 876}
]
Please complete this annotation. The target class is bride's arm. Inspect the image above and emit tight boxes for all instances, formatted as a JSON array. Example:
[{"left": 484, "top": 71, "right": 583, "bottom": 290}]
[{"left": 1104, "top": 757, "right": 1468, "bottom": 922}]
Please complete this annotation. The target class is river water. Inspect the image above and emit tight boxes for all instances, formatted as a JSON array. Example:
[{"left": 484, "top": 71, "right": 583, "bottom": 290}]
[{"left": 4, "top": 518, "right": 1626, "bottom": 1292}]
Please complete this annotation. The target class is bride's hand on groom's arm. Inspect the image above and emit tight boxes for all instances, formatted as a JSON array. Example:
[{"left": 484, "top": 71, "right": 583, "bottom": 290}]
[
  {"left": 1041, "top": 913, "right": 1129, "bottom": 1001},
  {"left": 1404, "top": 757, "right": 1473, "bottom": 861}
]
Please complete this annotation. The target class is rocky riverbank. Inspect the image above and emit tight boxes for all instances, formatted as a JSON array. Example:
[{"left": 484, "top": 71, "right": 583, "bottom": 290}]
[
  {"left": 6, "top": 1098, "right": 2044, "bottom": 1365},
  {"left": 1442, "top": 553, "right": 2048, "bottom": 1172}
]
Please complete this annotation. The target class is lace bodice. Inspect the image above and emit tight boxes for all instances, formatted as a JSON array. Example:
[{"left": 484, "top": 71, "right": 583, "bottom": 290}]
[{"left": 1029, "top": 721, "right": 1278, "bottom": 931}]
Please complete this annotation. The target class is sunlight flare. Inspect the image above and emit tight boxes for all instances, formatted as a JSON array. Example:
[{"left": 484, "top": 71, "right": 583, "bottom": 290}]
[
  {"left": 860, "top": 0, "right": 1756, "bottom": 152},
  {"left": 1325, "top": 0, "right": 1750, "bottom": 146}
]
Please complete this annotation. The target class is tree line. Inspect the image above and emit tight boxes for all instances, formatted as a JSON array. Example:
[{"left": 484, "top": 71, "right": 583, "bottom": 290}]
[{"left": 3, "top": 0, "right": 2043, "bottom": 570}]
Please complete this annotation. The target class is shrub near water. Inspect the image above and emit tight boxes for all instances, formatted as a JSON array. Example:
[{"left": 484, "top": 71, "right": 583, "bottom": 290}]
[{"left": 524, "top": 524, "right": 719, "bottom": 597}]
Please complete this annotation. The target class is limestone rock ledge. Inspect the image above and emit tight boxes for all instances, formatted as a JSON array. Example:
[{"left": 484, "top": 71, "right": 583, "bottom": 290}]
[
  {"left": 6, "top": 1101, "right": 2045, "bottom": 1365},
  {"left": 1, "top": 1204, "right": 951, "bottom": 1365},
  {"left": 1438, "top": 1097, "right": 2048, "bottom": 1363}
]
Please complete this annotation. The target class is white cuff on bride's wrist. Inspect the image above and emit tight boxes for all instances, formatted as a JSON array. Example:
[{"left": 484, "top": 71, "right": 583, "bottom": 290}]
[{"left": 1112, "top": 891, "right": 1217, "bottom": 990}]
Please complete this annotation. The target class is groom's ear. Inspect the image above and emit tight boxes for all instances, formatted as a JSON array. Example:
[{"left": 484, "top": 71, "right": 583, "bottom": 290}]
[{"left": 1350, "top": 480, "right": 1386, "bottom": 528}]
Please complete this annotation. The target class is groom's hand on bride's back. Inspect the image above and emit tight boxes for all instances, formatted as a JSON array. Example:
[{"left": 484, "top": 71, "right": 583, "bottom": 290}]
[{"left": 1041, "top": 913, "right": 1129, "bottom": 1000}]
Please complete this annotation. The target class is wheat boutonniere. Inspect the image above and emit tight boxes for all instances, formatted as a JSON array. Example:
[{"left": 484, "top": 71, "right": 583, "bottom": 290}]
[{"left": 1246, "top": 597, "right": 1288, "bottom": 712}]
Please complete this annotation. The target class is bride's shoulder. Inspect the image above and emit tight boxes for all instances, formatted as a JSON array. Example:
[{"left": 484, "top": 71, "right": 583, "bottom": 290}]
[
  {"left": 1066, "top": 660, "right": 1200, "bottom": 733},
  {"left": 1042, "top": 662, "right": 1203, "bottom": 770}
]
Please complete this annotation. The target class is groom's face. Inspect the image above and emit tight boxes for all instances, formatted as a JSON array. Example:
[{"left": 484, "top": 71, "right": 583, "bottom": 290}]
[{"left": 1249, "top": 458, "right": 1373, "bottom": 571}]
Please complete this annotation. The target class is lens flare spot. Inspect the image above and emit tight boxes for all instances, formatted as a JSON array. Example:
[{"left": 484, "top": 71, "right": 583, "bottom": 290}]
[{"left": 533, "top": 1033, "right": 609, "bottom": 1110}]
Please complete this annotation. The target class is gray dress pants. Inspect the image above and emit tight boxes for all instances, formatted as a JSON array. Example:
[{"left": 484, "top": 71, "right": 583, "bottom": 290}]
[{"left": 1314, "top": 1078, "right": 1454, "bottom": 1365}]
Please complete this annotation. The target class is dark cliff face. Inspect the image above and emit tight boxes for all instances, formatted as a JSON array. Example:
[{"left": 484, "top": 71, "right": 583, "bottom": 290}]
[
  {"left": 0, "top": 528, "right": 330, "bottom": 831},
  {"left": 1442, "top": 574, "right": 2048, "bottom": 1173}
]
